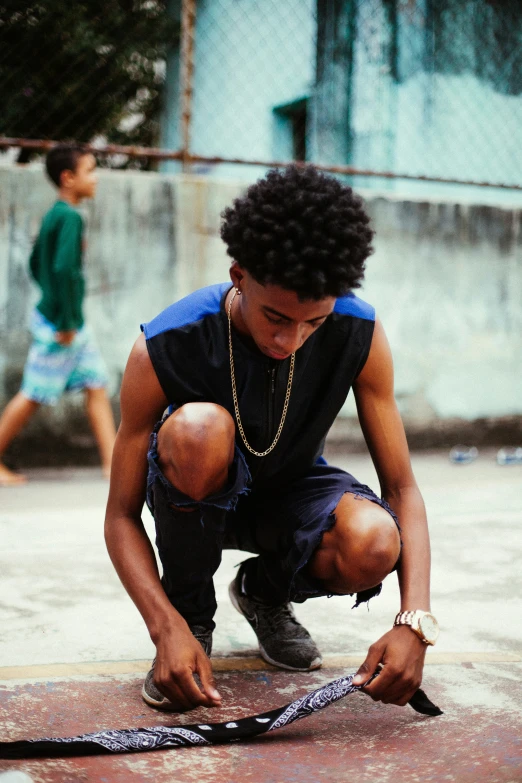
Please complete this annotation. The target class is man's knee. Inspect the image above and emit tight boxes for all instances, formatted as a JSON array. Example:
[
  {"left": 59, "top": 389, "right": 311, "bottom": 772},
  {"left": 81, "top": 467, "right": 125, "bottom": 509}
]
[
  {"left": 336, "top": 514, "right": 400, "bottom": 594},
  {"left": 157, "top": 403, "right": 236, "bottom": 501},
  {"left": 310, "top": 494, "right": 401, "bottom": 594}
]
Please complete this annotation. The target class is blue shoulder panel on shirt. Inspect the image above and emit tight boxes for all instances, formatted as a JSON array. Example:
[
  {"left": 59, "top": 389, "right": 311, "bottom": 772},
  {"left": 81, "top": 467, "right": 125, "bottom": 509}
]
[
  {"left": 142, "top": 282, "right": 230, "bottom": 339},
  {"left": 333, "top": 293, "right": 375, "bottom": 322}
]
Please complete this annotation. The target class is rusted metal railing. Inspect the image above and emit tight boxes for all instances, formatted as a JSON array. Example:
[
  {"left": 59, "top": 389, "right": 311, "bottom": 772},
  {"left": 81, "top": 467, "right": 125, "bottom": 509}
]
[
  {"left": 1, "top": 0, "right": 521, "bottom": 193},
  {"left": 0, "top": 138, "right": 183, "bottom": 163},
  {"left": 1, "top": 137, "right": 521, "bottom": 191}
]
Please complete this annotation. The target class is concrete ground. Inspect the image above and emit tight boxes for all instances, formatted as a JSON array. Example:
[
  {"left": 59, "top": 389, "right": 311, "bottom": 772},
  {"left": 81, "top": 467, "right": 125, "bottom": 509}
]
[{"left": 0, "top": 450, "right": 521, "bottom": 782}]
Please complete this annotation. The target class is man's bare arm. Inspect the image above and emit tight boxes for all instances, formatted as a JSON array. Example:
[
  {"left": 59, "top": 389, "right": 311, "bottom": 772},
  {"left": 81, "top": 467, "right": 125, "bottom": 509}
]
[
  {"left": 104, "top": 334, "right": 221, "bottom": 709},
  {"left": 351, "top": 319, "right": 431, "bottom": 705}
]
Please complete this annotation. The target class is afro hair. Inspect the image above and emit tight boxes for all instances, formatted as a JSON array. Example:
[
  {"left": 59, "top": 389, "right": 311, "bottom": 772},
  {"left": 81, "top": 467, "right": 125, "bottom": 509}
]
[{"left": 220, "top": 165, "right": 374, "bottom": 300}]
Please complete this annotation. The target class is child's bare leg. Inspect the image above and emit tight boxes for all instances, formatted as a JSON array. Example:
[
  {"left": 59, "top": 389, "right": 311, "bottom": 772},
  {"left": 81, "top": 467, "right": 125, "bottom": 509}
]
[
  {"left": 85, "top": 387, "right": 116, "bottom": 478},
  {"left": 0, "top": 392, "right": 40, "bottom": 485}
]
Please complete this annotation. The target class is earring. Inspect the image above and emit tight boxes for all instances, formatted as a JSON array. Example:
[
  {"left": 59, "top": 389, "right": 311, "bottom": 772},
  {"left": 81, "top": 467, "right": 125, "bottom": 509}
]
[{"left": 235, "top": 287, "right": 242, "bottom": 295}]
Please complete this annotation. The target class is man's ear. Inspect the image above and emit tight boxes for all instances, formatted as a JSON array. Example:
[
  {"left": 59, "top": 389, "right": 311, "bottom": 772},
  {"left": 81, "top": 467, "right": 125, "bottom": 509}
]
[
  {"left": 229, "top": 262, "right": 246, "bottom": 291},
  {"left": 60, "top": 169, "right": 76, "bottom": 189}
]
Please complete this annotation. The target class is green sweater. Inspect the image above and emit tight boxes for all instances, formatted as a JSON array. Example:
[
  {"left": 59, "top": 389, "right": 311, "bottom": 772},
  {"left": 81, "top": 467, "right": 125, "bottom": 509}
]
[{"left": 29, "top": 200, "right": 85, "bottom": 331}]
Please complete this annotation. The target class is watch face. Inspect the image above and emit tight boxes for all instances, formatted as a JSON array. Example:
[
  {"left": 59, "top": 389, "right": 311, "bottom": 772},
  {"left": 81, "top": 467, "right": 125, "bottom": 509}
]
[{"left": 419, "top": 613, "right": 439, "bottom": 643}]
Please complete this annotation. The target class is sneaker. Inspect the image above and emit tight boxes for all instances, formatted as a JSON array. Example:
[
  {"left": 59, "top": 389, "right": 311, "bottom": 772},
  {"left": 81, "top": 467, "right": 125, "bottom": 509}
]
[
  {"left": 141, "top": 625, "right": 213, "bottom": 711},
  {"left": 229, "top": 570, "right": 322, "bottom": 672}
]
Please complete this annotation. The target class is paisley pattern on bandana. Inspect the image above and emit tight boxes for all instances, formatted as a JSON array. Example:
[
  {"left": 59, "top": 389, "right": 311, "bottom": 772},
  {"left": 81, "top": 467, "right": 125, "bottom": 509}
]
[
  {"left": 268, "top": 676, "right": 356, "bottom": 731},
  {"left": 0, "top": 673, "right": 442, "bottom": 759},
  {"left": 30, "top": 726, "right": 210, "bottom": 754}
]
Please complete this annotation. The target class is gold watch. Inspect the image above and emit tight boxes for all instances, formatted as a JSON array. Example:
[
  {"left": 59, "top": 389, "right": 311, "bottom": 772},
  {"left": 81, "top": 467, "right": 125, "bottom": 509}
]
[{"left": 394, "top": 610, "right": 439, "bottom": 645}]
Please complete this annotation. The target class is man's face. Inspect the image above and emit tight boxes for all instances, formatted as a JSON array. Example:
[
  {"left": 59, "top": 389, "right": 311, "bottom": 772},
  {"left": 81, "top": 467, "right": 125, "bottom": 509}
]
[
  {"left": 231, "top": 266, "right": 336, "bottom": 359},
  {"left": 64, "top": 153, "right": 97, "bottom": 200}
]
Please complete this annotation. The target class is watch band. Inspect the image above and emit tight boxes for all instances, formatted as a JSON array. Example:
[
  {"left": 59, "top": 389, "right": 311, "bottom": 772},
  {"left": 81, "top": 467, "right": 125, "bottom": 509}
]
[
  {"left": 394, "top": 610, "right": 417, "bottom": 626},
  {"left": 394, "top": 610, "right": 439, "bottom": 646}
]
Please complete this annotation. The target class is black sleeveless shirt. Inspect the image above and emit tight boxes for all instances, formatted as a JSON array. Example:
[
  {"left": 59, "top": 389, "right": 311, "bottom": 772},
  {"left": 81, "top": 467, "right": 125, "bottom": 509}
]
[{"left": 142, "top": 283, "right": 375, "bottom": 490}]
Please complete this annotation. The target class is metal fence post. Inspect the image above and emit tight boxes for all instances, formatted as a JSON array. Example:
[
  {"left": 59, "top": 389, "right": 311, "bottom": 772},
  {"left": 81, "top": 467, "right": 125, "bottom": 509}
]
[{"left": 180, "top": 0, "right": 197, "bottom": 172}]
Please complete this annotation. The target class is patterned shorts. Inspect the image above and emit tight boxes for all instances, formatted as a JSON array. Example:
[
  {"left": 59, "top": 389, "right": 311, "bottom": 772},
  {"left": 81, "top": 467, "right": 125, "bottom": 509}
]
[{"left": 21, "top": 309, "right": 109, "bottom": 406}]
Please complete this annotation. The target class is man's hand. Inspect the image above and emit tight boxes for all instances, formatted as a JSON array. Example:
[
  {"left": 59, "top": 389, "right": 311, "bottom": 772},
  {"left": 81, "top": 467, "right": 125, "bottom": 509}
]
[
  {"left": 352, "top": 625, "right": 427, "bottom": 706},
  {"left": 153, "top": 625, "right": 222, "bottom": 711},
  {"left": 55, "top": 330, "right": 76, "bottom": 346}
]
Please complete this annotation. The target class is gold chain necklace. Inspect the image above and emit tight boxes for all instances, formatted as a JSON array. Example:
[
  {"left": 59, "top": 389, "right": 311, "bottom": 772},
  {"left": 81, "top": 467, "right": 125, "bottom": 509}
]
[{"left": 227, "top": 288, "right": 295, "bottom": 457}]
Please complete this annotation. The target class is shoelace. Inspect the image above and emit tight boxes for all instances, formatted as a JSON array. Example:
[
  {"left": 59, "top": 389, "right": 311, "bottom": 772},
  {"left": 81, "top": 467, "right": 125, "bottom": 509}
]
[{"left": 257, "top": 603, "right": 302, "bottom": 634}]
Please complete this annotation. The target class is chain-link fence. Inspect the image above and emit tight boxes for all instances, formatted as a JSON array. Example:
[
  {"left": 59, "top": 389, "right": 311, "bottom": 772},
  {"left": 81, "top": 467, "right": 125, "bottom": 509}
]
[
  {"left": 1, "top": 0, "right": 521, "bottom": 188},
  {"left": 0, "top": 0, "right": 178, "bottom": 166}
]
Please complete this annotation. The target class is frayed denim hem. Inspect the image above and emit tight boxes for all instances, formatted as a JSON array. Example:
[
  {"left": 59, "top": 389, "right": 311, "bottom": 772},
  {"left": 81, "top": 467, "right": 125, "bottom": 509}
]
[
  {"left": 145, "top": 414, "right": 251, "bottom": 518},
  {"left": 289, "top": 487, "right": 400, "bottom": 608}
]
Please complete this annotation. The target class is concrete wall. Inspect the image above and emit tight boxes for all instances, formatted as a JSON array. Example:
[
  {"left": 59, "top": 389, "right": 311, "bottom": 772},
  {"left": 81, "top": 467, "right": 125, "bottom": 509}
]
[
  {"left": 1, "top": 165, "right": 521, "bottom": 464},
  {"left": 0, "top": 167, "right": 180, "bottom": 463},
  {"left": 360, "top": 197, "right": 522, "bottom": 420}
]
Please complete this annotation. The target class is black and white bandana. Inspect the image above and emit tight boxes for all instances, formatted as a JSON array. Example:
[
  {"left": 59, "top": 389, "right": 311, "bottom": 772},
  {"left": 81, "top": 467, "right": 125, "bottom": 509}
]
[{"left": 0, "top": 673, "right": 442, "bottom": 759}]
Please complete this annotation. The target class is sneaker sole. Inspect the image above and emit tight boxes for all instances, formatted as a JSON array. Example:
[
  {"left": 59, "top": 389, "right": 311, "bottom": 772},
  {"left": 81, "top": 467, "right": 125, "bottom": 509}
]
[
  {"left": 141, "top": 683, "right": 178, "bottom": 711},
  {"left": 228, "top": 581, "right": 323, "bottom": 673},
  {"left": 258, "top": 643, "right": 323, "bottom": 672}
]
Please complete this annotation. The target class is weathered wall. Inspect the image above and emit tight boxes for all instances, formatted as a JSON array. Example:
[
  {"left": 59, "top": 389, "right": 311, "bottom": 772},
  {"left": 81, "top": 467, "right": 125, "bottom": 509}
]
[
  {"left": 0, "top": 167, "right": 180, "bottom": 463},
  {"left": 1, "top": 166, "right": 521, "bottom": 464},
  {"left": 161, "top": 0, "right": 522, "bottom": 202},
  {"left": 351, "top": 196, "right": 522, "bottom": 446},
  {"left": 160, "top": 0, "right": 316, "bottom": 178}
]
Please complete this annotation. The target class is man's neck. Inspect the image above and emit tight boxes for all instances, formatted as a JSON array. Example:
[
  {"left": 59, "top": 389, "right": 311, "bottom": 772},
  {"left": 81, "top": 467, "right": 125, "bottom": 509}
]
[{"left": 57, "top": 188, "right": 80, "bottom": 206}]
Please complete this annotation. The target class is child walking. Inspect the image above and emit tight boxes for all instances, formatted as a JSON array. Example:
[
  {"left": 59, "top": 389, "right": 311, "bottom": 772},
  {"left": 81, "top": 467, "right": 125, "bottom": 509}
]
[{"left": 0, "top": 144, "right": 116, "bottom": 485}]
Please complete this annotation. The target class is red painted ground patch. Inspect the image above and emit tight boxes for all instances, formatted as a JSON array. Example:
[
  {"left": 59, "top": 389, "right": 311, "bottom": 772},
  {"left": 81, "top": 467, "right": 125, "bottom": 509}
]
[{"left": 1, "top": 665, "right": 521, "bottom": 783}]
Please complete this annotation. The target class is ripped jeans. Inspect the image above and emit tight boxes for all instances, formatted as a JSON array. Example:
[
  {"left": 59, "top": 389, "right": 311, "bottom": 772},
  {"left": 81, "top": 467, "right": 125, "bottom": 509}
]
[{"left": 146, "top": 417, "right": 400, "bottom": 631}]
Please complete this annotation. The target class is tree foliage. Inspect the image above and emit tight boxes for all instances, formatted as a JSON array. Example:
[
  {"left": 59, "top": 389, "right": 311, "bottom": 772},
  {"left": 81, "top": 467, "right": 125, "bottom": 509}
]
[{"left": 0, "top": 0, "right": 179, "bottom": 163}]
